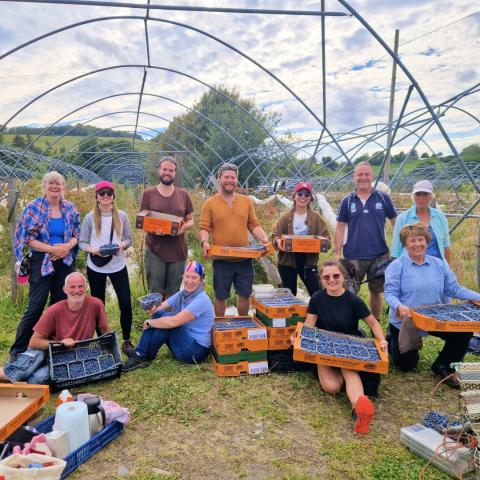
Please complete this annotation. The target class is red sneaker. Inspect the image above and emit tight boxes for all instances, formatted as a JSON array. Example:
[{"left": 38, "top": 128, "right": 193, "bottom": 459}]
[{"left": 354, "top": 395, "right": 374, "bottom": 434}]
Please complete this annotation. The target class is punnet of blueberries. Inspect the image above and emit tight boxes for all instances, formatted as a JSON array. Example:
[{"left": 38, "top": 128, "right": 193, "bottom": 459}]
[
  {"left": 415, "top": 303, "right": 480, "bottom": 322},
  {"left": 98, "top": 243, "right": 120, "bottom": 256}
]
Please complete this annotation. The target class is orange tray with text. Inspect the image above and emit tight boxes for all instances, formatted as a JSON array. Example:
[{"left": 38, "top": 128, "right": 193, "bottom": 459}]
[
  {"left": 213, "top": 316, "right": 268, "bottom": 343},
  {"left": 211, "top": 355, "right": 269, "bottom": 377},
  {"left": 136, "top": 210, "right": 183, "bottom": 236},
  {"left": 292, "top": 323, "right": 388, "bottom": 374},
  {"left": 278, "top": 235, "right": 329, "bottom": 253},
  {"left": 410, "top": 302, "right": 480, "bottom": 332},
  {"left": 207, "top": 243, "right": 274, "bottom": 261},
  {"left": 251, "top": 291, "right": 308, "bottom": 318}
]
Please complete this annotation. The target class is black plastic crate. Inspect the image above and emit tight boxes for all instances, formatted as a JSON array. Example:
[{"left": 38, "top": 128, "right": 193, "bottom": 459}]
[
  {"left": 48, "top": 332, "right": 123, "bottom": 391},
  {"left": 267, "top": 349, "right": 313, "bottom": 373}
]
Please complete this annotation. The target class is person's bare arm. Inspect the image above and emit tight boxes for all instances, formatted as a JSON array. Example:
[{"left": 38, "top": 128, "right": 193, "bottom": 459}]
[
  {"left": 178, "top": 213, "right": 194, "bottom": 236},
  {"left": 363, "top": 314, "right": 387, "bottom": 352},
  {"left": 252, "top": 225, "right": 269, "bottom": 244},
  {"left": 147, "top": 310, "right": 195, "bottom": 330},
  {"left": 29, "top": 332, "right": 75, "bottom": 350},
  {"left": 389, "top": 217, "right": 396, "bottom": 227},
  {"left": 444, "top": 247, "right": 452, "bottom": 266},
  {"left": 334, "top": 221, "right": 347, "bottom": 260}
]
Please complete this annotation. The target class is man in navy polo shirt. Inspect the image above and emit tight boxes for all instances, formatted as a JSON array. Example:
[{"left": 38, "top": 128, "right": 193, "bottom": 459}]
[{"left": 334, "top": 162, "right": 397, "bottom": 320}]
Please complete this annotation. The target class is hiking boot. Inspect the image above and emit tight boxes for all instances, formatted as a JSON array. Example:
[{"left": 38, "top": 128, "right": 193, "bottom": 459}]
[
  {"left": 353, "top": 395, "right": 375, "bottom": 434},
  {"left": 122, "top": 340, "right": 135, "bottom": 357},
  {"left": 431, "top": 363, "right": 460, "bottom": 389},
  {"left": 122, "top": 355, "right": 148, "bottom": 372}
]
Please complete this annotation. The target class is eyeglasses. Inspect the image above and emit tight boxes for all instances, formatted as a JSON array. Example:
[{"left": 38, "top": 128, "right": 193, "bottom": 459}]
[
  {"left": 97, "top": 190, "right": 114, "bottom": 197},
  {"left": 321, "top": 273, "right": 341, "bottom": 281},
  {"left": 296, "top": 191, "right": 311, "bottom": 198}
]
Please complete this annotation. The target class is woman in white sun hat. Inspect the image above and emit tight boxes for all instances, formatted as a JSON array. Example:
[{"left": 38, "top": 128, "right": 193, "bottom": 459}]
[{"left": 390, "top": 179, "right": 450, "bottom": 264}]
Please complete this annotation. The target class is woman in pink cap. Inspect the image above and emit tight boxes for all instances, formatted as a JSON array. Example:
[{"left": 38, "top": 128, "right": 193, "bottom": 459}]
[
  {"left": 272, "top": 181, "right": 331, "bottom": 296},
  {"left": 79, "top": 181, "right": 134, "bottom": 355}
]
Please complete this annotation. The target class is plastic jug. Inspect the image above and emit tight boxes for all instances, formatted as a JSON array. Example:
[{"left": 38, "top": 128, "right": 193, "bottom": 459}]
[{"left": 53, "top": 401, "right": 90, "bottom": 453}]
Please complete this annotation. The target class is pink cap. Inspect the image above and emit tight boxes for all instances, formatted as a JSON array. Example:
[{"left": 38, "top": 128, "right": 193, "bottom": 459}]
[
  {"left": 293, "top": 182, "right": 313, "bottom": 194},
  {"left": 17, "top": 274, "right": 29, "bottom": 285},
  {"left": 95, "top": 180, "right": 115, "bottom": 192}
]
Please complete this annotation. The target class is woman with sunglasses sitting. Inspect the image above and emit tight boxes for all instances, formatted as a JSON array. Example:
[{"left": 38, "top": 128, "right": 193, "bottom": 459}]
[
  {"left": 272, "top": 182, "right": 331, "bottom": 296},
  {"left": 79, "top": 181, "right": 134, "bottom": 355},
  {"left": 304, "top": 260, "right": 388, "bottom": 434}
]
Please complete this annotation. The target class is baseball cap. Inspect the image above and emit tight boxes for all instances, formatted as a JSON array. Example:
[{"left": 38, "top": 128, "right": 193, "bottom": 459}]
[
  {"left": 184, "top": 260, "right": 205, "bottom": 278},
  {"left": 293, "top": 182, "right": 313, "bottom": 194},
  {"left": 95, "top": 180, "right": 115, "bottom": 192},
  {"left": 412, "top": 180, "right": 433, "bottom": 195}
]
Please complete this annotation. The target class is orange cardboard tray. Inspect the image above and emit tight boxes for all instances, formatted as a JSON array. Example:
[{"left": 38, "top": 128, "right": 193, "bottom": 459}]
[
  {"left": 292, "top": 323, "right": 389, "bottom": 374},
  {"left": 250, "top": 296, "right": 308, "bottom": 318},
  {"left": 213, "top": 316, "right": 267, "bottom": 342},
  {"left": 211, "top": 354, "right": 269, "bottom": 377},
  {"left": 207, "top": 243, "right": 274, "bottom": 261},
  {"left": 265, "top": 325, "right": 296, "bottom": 338},
  {"left": 278, "top": 235, "right": 329, "bottom": 253},
  {"left": 0, "top": 384, "right": 50, "bottom": 441},
  {"left": 411, "top": 303, "right": 480, "bottom": 332},
  {"left": 136, "top": 210, "right": 183, "bottom": 236},
  {"left": 213, "top": 336, "right": 268, "bottom": 354},
  {"left": 268, "top": 337, "right": 293, "bottom": 350}
]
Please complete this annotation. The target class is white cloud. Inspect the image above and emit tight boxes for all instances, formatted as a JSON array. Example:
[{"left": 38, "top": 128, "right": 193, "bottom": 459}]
[{"left": 0, "top": 0, "right": 478, "bottom": 161}]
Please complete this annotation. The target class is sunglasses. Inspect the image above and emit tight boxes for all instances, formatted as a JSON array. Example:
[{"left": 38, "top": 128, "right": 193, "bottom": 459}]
[
  {"left": 321, "top": 273, "right": 341, "bottom": 281},
  {"left": 97, "top": 190, "right": 114, "bottom": 197},
  {"left": 296, "top": 191, "right": 311, "bottom": 198}
]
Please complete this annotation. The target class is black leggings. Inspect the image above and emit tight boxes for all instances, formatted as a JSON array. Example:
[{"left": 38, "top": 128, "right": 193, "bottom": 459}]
[
  {"left": 11, "top": 253, "right": 72, "bottom": 354},
  {"left": 277, "top": 253, "right": 320, "bottom": 296},
  {"left": 388, "top": 324, "right": 472, "bottom": 372},
  {"left": 87, "top": 266, "right": 132, "bottom": 341}
]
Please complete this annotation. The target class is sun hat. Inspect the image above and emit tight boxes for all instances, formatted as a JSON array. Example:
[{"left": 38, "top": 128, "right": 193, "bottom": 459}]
[
  {"left": 412, "top": 180, "right": 433, "bottom": 195},
  {"left": 95, "top": 180, "right": 115, "bottom": 192}
]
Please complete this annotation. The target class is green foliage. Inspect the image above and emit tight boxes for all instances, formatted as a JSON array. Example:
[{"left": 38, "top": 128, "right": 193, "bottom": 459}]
[
  {"left": 153, "top": 86, "right": 281, "bottom": 186},
  {"left": 12, "top": 133, "right": 26, "bottom": 149},
  {"left": 461, "top": 143, "right": 480, "bottom": 162}
]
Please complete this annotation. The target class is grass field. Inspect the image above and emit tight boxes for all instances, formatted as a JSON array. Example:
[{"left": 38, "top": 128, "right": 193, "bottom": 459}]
[
  {"left": 2, "top": 134, "right": 150, "bottom": 156},
  {"left": 0, "top": 186, "right": 478, "bottom": 479}
]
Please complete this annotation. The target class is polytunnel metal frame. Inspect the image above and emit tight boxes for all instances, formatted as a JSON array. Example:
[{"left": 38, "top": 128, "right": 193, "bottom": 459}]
[{"left": 0, "top": 0, "right": 478, "bottom": 231}]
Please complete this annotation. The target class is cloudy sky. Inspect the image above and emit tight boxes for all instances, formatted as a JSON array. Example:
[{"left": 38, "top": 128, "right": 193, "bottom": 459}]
[{"left": 0, "top": 0, "right": 479, "bottom": 159}]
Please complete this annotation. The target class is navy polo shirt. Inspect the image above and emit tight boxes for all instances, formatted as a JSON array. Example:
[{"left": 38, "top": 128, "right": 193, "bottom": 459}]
[{"left": 337, "top": 189, "right": 397, "bottom": 260}]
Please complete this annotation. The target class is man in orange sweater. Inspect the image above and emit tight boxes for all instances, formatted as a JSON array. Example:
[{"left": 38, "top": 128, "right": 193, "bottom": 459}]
[{"left": 199, "top": 164, "right": 269, "bottom": 316}]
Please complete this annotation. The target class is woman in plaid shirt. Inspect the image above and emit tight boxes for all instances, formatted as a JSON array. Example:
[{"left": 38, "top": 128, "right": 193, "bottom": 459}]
[{"left": 11, "top": 171, "right": 80, "bottom": 358}]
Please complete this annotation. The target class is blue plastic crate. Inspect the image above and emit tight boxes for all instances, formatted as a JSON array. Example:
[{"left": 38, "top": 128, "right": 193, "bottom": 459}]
[{"left": 36, "top": 415, "right": 124, "bottom": 479}]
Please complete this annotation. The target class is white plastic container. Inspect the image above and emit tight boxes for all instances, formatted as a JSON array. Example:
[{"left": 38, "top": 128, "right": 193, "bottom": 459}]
[{"left": 53, "top": 401, "right": 90, "bottom": 453}]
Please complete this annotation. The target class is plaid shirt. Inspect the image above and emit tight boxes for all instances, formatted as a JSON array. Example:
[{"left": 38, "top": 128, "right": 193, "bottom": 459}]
[{"left": 15, "top": 196, "right": 80, "bottom": 276}]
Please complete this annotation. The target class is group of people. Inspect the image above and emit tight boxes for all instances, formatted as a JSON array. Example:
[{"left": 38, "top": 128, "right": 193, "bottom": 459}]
[{"left": 2, "top": 157, "right": 478, "bottom": 436}]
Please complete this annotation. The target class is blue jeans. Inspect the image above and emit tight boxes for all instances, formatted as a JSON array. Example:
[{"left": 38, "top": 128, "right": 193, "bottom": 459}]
[
  {"left": 135, "top": 313, "right": 209, "bottom": 364},
  {"left": 4, "top": 349, "right": 50, "bottom": 384}
]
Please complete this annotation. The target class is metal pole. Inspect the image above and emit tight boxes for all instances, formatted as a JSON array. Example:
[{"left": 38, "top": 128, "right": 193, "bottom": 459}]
[
  {"left": 384, "top": 29, "right": 399, "bottom": 184},
  {"left": 7, "top": 178, "right": 19, "bottom": 303}
]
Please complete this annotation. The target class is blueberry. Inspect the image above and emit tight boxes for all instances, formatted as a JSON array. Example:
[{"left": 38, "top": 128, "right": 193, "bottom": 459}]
[
  {"left": 84, "top": 358, "right": 101, "bottom": 375},
  {"left": 300, "top": 338, "right": 316, "bottom": 353},
  {"left": 99, "top": 354, "right": 115, "bottom": 370},
  {"left": 53, "top": 364, "right": 68, "bottom": 379},
  {"left": 68, "top": 361, "right": 85, "bottom": 379}
]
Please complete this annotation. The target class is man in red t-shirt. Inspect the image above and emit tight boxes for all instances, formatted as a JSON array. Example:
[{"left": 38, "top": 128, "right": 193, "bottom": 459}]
[{"left": 0, "top": 272, "right": 110, "bottom": 384}]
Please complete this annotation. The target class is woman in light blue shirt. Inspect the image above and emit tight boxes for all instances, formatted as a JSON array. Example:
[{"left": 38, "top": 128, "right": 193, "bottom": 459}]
[
  {"left": 385, "top": 223, "right": 480, "bottom": 389},
  {"left": 390, "top": 180, "right": 450, "bottom": 263},
  {"left": 122, "top": 261, "right": 214, "bottom": 371}
]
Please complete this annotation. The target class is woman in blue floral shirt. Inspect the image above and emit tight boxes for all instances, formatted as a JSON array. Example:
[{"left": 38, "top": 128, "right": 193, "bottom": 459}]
[{"left": 11, "top": 171, "right": 80, "bottom": 358}]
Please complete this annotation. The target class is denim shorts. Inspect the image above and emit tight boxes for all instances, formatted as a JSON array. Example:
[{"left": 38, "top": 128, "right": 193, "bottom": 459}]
[{"left": 4, "top": 349, "right": 50, "bottom": 384}]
